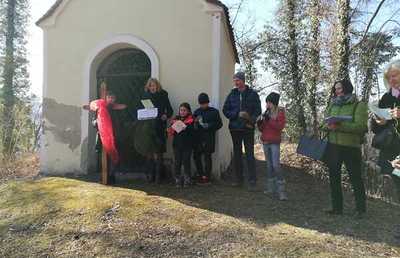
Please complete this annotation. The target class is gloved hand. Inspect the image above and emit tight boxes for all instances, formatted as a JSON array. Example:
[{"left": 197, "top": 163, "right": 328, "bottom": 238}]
[{"left": 201, "top": 123, "right": 210, "bottom": 129}]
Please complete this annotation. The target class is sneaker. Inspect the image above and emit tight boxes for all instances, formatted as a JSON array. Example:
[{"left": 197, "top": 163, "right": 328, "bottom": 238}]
[
  {"left": 276, "top": 180, "right": 288, "bottom": 201},
  {"left": 198, "top": 176, "right": 211, "bottom": 185},
  {"left": 183, "top": 177, "right": 191, "bottom": 188},
  {"left": 175, "top": 178, "right": 182, "bottom": 188},
  {"left": 264, "top": 178, "right": 276, "bottom": 195}
]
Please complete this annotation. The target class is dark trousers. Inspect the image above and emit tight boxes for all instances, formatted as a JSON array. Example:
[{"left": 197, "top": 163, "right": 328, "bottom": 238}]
[
  {"left": 194, "top": 150, "right": 212, "bottom": 178},
  {"left": 230, "top": 130, "right": 256, "bottom": 184},
  {"left": 326, "top": 144, "right": 366, "bottom": 212},
  {"left": 145, "top": 154, "right": 163, "bottom": 183},
  {"left": 393, "top": 175, "right": 400, "bottom": 202},
  {"left": 174, "top": 148, "right": 192, "bottom": 180}
]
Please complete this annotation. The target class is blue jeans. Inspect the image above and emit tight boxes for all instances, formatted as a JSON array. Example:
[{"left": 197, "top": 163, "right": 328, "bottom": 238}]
[{"left": 263, "top": 143, "right": 283, "bottom": 181}]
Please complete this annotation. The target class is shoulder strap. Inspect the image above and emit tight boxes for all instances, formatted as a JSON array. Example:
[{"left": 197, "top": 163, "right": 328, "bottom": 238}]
[{"left": 352, "top": 101, "right": 360, "bottom": 122}]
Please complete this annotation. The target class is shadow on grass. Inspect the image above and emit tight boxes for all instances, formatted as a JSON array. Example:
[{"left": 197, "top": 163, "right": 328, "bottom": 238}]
[
  {"left": 7, "top": 158, "right": 398, "bottom": 252},
  {"left": 76, "top": 159, "right": 400, "bottom": 249}
]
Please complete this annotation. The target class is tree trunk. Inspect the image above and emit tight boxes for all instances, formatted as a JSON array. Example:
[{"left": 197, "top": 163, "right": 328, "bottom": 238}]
[
  {"left": 2, "top": 0, "right": 17, "bottom": 157},
  {"left": 307, "top": 0, "right": 321, "bottom": 135},
  {"left": 336, "top": 0, "right": 351, "bottom": 80},
  {"left": 287, "top": 0, "right": 307, "bottom": 135}
]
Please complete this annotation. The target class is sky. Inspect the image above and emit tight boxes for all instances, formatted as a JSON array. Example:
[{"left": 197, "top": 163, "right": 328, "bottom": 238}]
[
  {"left": 27, "top": 0, "right": 399, "bottom": 99},
  {"left": 29, "top": 0, "right": 57, "bottom": 98}
]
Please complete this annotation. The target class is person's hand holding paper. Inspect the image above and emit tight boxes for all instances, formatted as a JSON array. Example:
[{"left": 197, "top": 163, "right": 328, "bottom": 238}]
[
  {"left": 171, "top": 120, "right": 187, "bottom": 133},
  {"left": 369, "top": 102, "right": 392, "bottom": 122}
]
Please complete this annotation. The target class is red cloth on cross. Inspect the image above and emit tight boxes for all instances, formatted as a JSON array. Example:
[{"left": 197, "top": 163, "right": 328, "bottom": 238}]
[{"left": 90, "top": 99, "right": 119, "bottom": 164}]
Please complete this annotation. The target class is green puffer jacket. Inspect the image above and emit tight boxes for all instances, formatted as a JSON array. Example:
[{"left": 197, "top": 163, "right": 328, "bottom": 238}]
[{"left": 324, "top": 97, "right": 368, "bottom": 148}]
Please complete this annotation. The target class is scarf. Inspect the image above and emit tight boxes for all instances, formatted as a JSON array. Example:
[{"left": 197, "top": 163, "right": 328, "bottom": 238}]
[
  {"left": 392, "top": 88, "right": 400, "bottom": 98},
  {"left": 332, "top": 94, "right": 355, "bottom": 106}
]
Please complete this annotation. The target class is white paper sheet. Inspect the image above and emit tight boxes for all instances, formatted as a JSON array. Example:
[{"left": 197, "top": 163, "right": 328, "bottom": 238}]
[
  {"left": 138, "top": 108, "right": 158, "bottom": 120},
  {"left": 393, "top": 169, "right": 400, "bottom": 178},
  {"left": 368, "top": 102, "right": 392, "bottom": 120},
  {"left": 141, "top": 99, "right": 154, "bottom": 109},
  {"left": 171, "top": 120, "right": 187, "bottom": 133}
]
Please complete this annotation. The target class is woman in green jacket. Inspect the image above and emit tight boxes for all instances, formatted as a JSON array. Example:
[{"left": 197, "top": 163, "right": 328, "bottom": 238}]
[{"left": 324, "top": 79, "right": 368, "bottom": 218}]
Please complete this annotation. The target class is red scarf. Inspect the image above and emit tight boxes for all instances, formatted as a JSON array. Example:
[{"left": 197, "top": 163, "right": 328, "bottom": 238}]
[
  {"left": 91, "top": 99, "right": 119, "bottom": 164},
  {"left": 168, "top": 115, "right": 194, "bottom": 137}
]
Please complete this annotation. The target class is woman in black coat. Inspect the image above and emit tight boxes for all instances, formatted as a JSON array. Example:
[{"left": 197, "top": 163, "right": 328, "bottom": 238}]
[
  {"left": 371, "top": 60, "right": 400, "bottom": 201},
  {"left": 142, "top": 78, "right": 173, "bottom": 183}
]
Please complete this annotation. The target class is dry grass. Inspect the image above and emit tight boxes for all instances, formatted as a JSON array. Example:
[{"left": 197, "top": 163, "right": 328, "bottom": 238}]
[
  {"left": 0, "top": 166, "right": 399, "bottom": 257},
  {"left": 0, "top": 149, "right": 399, "bottom": 257},
  {"left": 0, "top": 154, "right": 40, "bottom": 183}
]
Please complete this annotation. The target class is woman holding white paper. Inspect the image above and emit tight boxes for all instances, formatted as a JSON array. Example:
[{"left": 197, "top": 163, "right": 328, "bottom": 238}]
[
  {"left": 371, "top": 60, "right": 400, "bottom": 201},
  {"left": 323, "top": 79, "right": 368, "bottom": 218},
  {"left": 142, "top": 78, "right": 173, "bottom": 183}
]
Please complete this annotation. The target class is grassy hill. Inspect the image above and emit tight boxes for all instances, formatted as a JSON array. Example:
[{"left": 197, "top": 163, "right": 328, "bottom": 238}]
[{"left": 0, "top": 167, "right": 399, "bottom": 258}]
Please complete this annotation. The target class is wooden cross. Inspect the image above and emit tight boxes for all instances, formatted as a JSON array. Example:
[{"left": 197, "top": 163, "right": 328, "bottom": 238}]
[{"left": 99, "top": 80, "right": 109, "bottom": 185}]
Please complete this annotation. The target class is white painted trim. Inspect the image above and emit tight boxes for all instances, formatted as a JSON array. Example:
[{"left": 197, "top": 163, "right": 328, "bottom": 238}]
[
  {"left": 81, "top": 34, "right": 160, "bottom": 172},
  {"left": 40, "top": 30, "right": 49, "bottom": 174},
  {"left": 211, "top": 13, "right": 223, "bottom": 178},
  {"left": 211, "top": 14, "right": 222, "bottom": 109},
  {"left": 38, "top": 0, "right": 71, "bottom": 28}
]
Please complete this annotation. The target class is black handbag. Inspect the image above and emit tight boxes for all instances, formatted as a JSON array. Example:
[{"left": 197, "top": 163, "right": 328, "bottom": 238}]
[
  {"left": 372, "top": 125, "right": 399, "bottom": 150},
  {"left": 297, "top": 134, "right": 328, "bottom": 161}
]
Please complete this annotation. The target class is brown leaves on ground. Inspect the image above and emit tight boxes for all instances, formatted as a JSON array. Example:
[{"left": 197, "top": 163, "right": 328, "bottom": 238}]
[{"left": 0, "top": 153, "right": 40, "bottom": 183}]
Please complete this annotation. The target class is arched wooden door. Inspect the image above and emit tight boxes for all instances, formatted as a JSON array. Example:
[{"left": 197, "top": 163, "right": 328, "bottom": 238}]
[{"left": 96, "top": 48, "right": 151, "bottom": 172}]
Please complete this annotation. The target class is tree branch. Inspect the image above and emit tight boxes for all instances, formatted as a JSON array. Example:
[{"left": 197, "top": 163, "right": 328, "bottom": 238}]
[{"left": 353, "top": 0, "right": 388, "bottom": 49}]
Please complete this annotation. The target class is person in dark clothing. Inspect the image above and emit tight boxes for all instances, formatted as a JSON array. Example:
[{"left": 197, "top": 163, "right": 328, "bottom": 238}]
[
  {"left": 193, "top": 93, "right": 223, "bottom": 185},
  {"left": 371, "top": 60, "right": 400, "bottom": 202},
  {"left": 142, "top": 78, "right": 173, "bottom": 183},
  {"left": 222, "top": 71, "right": 262, "bottom": 191},
  {"left": 168, "top": 103, "right": 195, "bottom": 188},
  {"left": 323, "top": 79, "right": 368, "bottom": 218}
]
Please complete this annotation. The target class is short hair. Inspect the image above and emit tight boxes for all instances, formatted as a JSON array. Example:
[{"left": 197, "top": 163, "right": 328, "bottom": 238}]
[
  {"left": 383, "top": 60, "right": 400, "bottom": 89},
  {"left": 144, "top": 78, "right": 162, "bottom": 92}
]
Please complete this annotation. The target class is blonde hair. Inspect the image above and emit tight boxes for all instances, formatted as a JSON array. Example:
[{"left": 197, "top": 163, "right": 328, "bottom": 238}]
[
  {"left": 144, "top": 78, "right": 162, "bottom": 92},
  {"left": 383, "top": 60, "right": 400, "bottom": 89}
]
